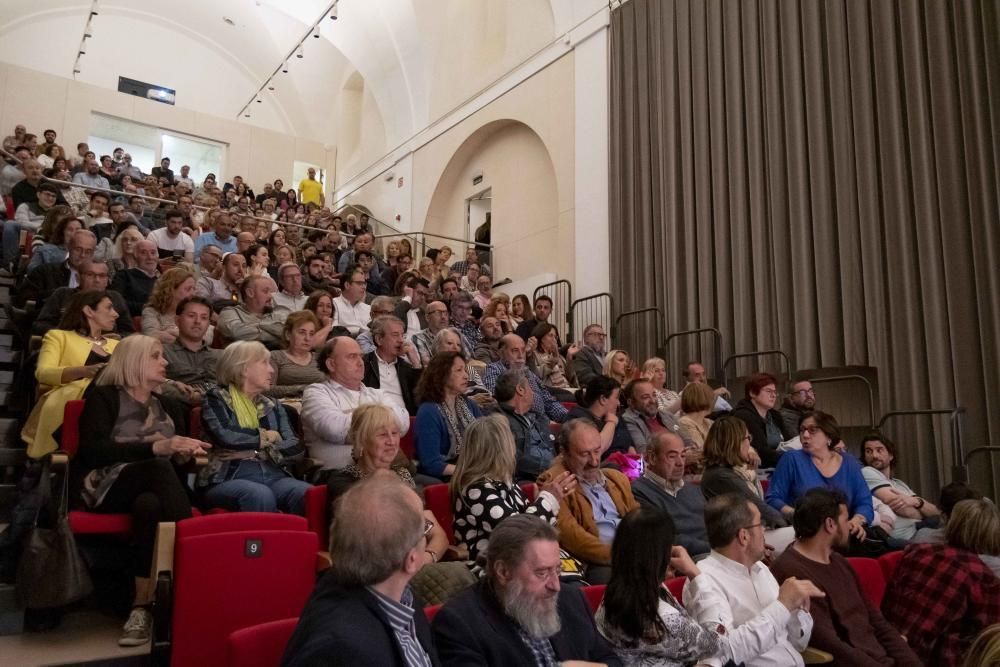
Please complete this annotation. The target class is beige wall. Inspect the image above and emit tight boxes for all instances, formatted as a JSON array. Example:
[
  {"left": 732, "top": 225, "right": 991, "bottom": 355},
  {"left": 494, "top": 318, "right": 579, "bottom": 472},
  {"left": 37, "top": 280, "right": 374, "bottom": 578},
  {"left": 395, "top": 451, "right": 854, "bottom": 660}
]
[
  {"left": 342, "top": 52, "right": 576, "bottom": 284},
  {"left": 0, "top": 62, "right": 336, "bottom": 190}
]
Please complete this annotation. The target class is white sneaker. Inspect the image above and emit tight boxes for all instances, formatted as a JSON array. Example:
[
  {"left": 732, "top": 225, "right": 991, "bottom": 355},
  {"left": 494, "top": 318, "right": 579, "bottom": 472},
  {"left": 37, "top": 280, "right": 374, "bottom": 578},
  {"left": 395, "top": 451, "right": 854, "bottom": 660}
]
[{"left": 118, "top": 607, "right": 152, "bottom": 647}]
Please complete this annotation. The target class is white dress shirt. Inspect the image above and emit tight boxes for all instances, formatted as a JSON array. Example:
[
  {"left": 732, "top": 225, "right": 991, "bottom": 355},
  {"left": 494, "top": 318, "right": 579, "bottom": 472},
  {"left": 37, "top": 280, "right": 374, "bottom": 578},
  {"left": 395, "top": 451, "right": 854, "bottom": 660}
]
[
  {"left": 682, "top": 551, "right": 812, "bottom": 667},
  {"left": 376, "top": 353, "right": 406, "bottom": 414},
  {"left": 300, "top": 379, "right": 409, "bottom": 470},
  {"left": 332, "top": 295, "right": 371, "bottom": 335},
  {"left": 272, "top": 290, "right": 308, "bottom": 317}
]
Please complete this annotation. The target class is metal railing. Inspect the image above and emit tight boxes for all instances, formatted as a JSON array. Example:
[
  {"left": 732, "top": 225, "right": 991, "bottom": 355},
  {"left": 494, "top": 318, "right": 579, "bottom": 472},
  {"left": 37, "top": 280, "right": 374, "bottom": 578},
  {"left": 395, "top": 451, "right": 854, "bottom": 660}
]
[
  {"left": 722, "top": 349, "right": 795, "bottom": 393},
  {"left": 960, "top": 446, "right": 1000, "bottom": 499},
  {"left": 568, "top": 292, "right": 615, "bottom": 348},
  {"left": 533, "top": 280, "right": 573, "bottom": 339},
  {"left": 877, "top": 408, "right": 965, "bottom": 481},
  {"left": 664, "top": 327, "right": 725, "bottom": 385},
  {"left": 807, "top": 375, "right": 878, "bottom": 428},
  {"left": 613, "top": 307, "right": 663, "bottom": 364}
]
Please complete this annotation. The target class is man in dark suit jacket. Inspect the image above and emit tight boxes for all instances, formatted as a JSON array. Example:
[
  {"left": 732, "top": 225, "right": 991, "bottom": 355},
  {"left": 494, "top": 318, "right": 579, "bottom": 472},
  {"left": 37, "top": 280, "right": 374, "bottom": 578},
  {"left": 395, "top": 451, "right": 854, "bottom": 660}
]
[
  {"left": 32, "top": 260, "right": 133, "bottom": 335},
  {"left": 282, "top": 477, "right": 440, "bottom": 667},
  {"left": 110, "top": 240, "right": 160, "bottom": 316},
  {"left": 514, "top": 294, "right": 561, "bottom": 344},
  {"left": 14, "top": 229, "right": 97, "bottom": 308},
  {"left": 363, "top": 315, "right": 422, "bottom": 416},
  {"left": 569, "top": 323, "right": 607, "bottom": 388},
  {"left": 432, "top": 515, "right": 621, "bottom": 667}
]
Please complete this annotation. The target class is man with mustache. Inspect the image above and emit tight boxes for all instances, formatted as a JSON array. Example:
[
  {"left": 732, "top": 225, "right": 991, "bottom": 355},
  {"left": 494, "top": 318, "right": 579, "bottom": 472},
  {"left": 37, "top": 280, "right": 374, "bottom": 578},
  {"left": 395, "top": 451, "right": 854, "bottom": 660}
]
[{"left": 432, "top": 514, "right": 621, "bottom": 666}]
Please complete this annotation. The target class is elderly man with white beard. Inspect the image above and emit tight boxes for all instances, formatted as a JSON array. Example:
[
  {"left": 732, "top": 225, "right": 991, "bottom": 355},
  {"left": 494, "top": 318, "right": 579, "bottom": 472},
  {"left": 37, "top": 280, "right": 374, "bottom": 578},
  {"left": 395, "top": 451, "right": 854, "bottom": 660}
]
[{"left": 432, "top": 514, "right": 621, "bottom": 666}]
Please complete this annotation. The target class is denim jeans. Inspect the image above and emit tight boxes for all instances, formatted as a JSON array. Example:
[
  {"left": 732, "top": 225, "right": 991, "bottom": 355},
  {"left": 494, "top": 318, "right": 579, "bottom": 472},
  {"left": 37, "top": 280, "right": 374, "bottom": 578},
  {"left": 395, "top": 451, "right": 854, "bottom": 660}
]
[
  {"left": 203, "top": 460, "right": 311, "bottom": 515},
  {"left": 2, "top": 220, "right": 24, "bottom": 268}
]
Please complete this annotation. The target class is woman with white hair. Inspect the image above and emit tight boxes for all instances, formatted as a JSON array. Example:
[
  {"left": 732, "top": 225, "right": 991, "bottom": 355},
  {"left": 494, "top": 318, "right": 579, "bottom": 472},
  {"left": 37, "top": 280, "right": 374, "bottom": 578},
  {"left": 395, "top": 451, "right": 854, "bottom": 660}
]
[
  {"left": 199, "top": 340, "right": 311, "bottom": 514},
  {"left": 74, "top": 334, "right": 211, "bottom": 646}
]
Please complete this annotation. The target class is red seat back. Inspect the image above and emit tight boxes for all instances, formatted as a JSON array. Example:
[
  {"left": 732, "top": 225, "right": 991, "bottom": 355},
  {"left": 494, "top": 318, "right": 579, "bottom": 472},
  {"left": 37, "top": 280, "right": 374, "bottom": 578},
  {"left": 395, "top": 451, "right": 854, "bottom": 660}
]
[
  {"left": 170, "top": 527, "right": 318, "bottom": 667},
  {"left": 759, "top": 479, "right": 770, "bottom": 495},
  {"left": 190, "top": 405, "right": 202, "bottom": 440},
  {"left": 549, "top": 421, "right": 561, "bottom": 436},
  {"left": 304, "top": 485, "right": 329, "bottom": 550},
  {"left": 423, "top": 484, "right": 454, "bottom": 543},
  {"left": 847, "top": 557, "right": 887, "bottom": 607},
  {"left": 227, "top": 617, "right": 299, "bottom": 667},
  {"left": 582, "top": 584, "right": 605, "bottom": 613},
  {"left": 666, "top": 576, "right": 686, "bottom": 604},
  {"left": 519, "top": 482, "right": 537, "bottom": 501},
  {"left": 399, "top": 416, "right": 417, "bottom": 459},
  {"left": 176, "top": 512, "right": 308, "bottom": 539},
  {"left": 61, "top": 400, "right": 86, "bottom": 458},
  {"left": 424, "top": 604, "right": 442, "bottom": 623},
  {"left": 879, "top": 550, "right": 904, "bottom": 583}
]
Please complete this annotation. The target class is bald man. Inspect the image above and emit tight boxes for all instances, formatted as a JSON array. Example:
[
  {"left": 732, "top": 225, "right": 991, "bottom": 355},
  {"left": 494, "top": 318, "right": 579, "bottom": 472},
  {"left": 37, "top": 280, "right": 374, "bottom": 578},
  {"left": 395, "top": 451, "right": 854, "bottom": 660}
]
[{"left": 111, "top": 239, "right": 162, "bottom": 315}]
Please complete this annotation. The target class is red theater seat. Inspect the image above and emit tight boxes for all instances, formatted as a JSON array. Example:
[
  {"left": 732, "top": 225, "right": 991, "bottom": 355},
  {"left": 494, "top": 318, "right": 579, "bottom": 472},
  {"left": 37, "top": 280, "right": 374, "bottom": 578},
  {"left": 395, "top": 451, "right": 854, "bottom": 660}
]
[
  {"left": 879, "top": 550, "right": 904, "bottom": 583},
  {"left": 424, "top": 484, "right": 454, "bottom": 543},
  {"left": 400, "top": 416, "right": 416, "bottom": 459},
  {"left": 227, "top": 617, "right": 299, "bottom": 667},
  {"left": 847, "top": 557, "right": 887, "bottom": 607},
  {"left": 424, "top": 604, "right": 442, "bottom": 623},
  {"left": 666, "top": 576, "right": 686, "bottom": 604},
  {"left": 304, "top": 485, "right": 329, "bottom": 550},
  {"left": 582, "top": 584, "right": 605, "bottom": 613}
]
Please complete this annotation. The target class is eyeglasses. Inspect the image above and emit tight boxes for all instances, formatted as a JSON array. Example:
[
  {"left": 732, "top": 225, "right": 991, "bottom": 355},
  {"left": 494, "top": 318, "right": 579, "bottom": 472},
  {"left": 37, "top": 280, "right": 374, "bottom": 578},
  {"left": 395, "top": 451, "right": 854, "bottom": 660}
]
[
  {"left": 81, "top": 272, "right": 109, "bottom": 279},
  {"left": 799, "top": 425, "right": 821, "bottom": 435},
  {"left": 742, "top": 523, "right": 763, "bottom": 532},
  {"left": 532, "top": 566, "right": 562, "bottom": 582},
  {"left": 794, "top": 388, "right": 816, "bottom": 396}
]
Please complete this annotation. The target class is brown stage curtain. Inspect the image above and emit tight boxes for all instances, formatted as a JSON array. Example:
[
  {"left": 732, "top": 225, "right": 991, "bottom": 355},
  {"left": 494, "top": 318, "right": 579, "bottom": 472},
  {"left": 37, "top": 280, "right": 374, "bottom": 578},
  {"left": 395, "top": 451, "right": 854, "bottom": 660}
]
[{"left": 610, "top": 0, "right": 1000, "bottom": 497}]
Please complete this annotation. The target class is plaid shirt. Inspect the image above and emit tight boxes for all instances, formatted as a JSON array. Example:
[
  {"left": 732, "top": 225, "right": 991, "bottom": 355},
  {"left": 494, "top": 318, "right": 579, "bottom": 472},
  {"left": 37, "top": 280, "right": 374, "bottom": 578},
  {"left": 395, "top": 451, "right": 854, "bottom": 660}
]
[
  {"left": 482, "top": 361, "right": 568, "bottom": 423},
  {"left": 517, "top": 627, "right": 559, "bottom": 667},
  {"left": 882, "top": 544, "right": 1000, "bottom": 666}
]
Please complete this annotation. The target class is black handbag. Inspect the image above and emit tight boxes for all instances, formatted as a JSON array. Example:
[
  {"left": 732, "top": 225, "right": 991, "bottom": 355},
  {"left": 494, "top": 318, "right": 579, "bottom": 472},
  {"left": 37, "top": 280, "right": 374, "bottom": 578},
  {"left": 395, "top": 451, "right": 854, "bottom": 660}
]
[{"left": 16, "top": 461, "right": 93, "bottom": 609}]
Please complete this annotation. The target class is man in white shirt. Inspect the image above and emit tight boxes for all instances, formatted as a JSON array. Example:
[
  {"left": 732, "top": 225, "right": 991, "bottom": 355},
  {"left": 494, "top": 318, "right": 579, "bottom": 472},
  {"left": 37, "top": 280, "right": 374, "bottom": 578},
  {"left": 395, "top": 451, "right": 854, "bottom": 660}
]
[
  {"left": 683, "top": 493, "right": 823, "bottom": 667},
  {"left": 333, "top": 266, "right": 372, "bottom": 336},
  {"left": 148, "top": 209, "right": 195, "bottom": 263},
  {"left": 362, "top": 315, "right": 421, "bottom": 416},
  {"left": 301, "top": 336, "right": 409, "bottom": 473},
  {"left": 272, "top": 262, "right": 308, "bottom": 316}
]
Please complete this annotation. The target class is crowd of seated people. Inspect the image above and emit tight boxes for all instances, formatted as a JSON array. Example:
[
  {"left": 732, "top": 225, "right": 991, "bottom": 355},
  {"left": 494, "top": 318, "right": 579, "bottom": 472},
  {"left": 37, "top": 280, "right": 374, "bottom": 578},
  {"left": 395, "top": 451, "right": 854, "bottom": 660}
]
[{"left": 4, "top": 123, "right": 998, "bottom": 663}]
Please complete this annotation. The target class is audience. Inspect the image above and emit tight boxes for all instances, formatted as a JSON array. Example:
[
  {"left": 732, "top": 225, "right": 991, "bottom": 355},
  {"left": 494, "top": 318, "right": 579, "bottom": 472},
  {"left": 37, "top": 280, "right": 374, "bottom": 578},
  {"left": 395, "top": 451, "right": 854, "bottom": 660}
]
[
  {"left": 631, "top": 432, "right": 711, "bottom": 558},
  {"left": 569, "top": 323, "right": 606, "bottom": 387},
  {"left": 267, "top": 310, "right": 325, "bottom": 400},
  {"left": 529, "top": 322, "right": 576, "bottom": 401},
  {"left": 596, "top": 507, "right": 721, "bottom": 665},
  {"left": 393, "top": 275, "right": 429, "bottom": 336},
  {"left": 602, "top": 348, "right": 631, "bottom": 386},
  {"left": 16, "top": 228, "right": 97, "bottom": 308},
  {"left": 514, "top": 294, "right": 557, "bottom": 343},
  {"left": 301, "top": 336, "right": 409, "bottom": 475},
  {"left": 766, "top": 411, "right": 874, "bottom": 545},
  {"left": 110, "top": 240, "right": 161, "bottom": 316},
  {"left": 963, "top": 624, "right": 1000, "bottom": 667},
  {"left": 640, "top": 356, "right": 680, "bottom": 415},
  {"left": 482, "top": 334, "right": 569, "bottom": 424},
  {"left": 140, "top": 267, "right": 196, "bottom": 343},
  {"left": 413, "top": 351, "right": 482, "bottom": 481},
  {"left": 493, "top": 369, "right": 557, "bottom": 481},
  {"left": 432, "top": 514, "right": 621, "bottom": 666},
  {"left": 566, "top": 375, "right": 626, "bottom": 456},
  {"left": 411, "top": 300, "right": 451, "bottom": 366},
  {"left": 108, "top": 227, "right": 144, "bottom": 274},
  {"left": 450, "top": 414, "right": 572, "bottom": 563},
  {"left": 199, "top": 340, "right": 310, "bottom": 513},
  {"left": 73, "top": 335, "right": 209, "bottom": 646},
  {"left": 682, "top": 361, "right": 733, "bottom": 412},
  {"left": 332, "top": 266, "right": 372, "bottom": 336},
  {"left": 271, "top": 262, "right": 308, "bottom": 315},
  {"left": 216, "top": 275, "right": 285, "bottom": 347},
  {"left": 24, "top": 290, "right": 120, "bottom": 459},
  {"left": 447, "top": 293, "right": 479, "bottom": 355},
  {"left": 771, "top": 489, "right": 922, "bottom": 666},
  {"left": 882, "top": 498, "right": 1000, "bottom": 665},
  {"left": 779, "top": 379, "right": 816, "bottom": 433},
  {"left": 26, "top": 208, "right": 80, "bottom": 271},
  {"left": 682, "top": 493, "right": 823, "bottom": 666},
  {"left": 282, "top": 477, "right": 440, "bottom": 666},
  {"left": 355, "top": 296, "right": 396, "bottom": 353},
  {"left": 162, "top": 297, "right": 219, "bottom": 404},
  {"left": 537, "top": 419, "right": 640, "bottom": 584},
  {"left": 732, "top": 372, "right": 796, "bottom": 467},
  {"left": 677, "top": 380, "right": 715, "bottom": 449},
  {"left": 193, "top": 210, "right": 237, "bottom": 257},
  {"left": 620, "top": 379, "right": 694, "bottom": 454},
  {"left": 860, "top": 432, "right": 940, "bottom": 542},
  {"left": 361, "top": 315, "right": 421, "bottom": 416},
  {"left": 472, "top": 316, "right": 502, "bottom": 364},
  {"left": 32, "top": 260, "right": 133, "bottom": 336}
]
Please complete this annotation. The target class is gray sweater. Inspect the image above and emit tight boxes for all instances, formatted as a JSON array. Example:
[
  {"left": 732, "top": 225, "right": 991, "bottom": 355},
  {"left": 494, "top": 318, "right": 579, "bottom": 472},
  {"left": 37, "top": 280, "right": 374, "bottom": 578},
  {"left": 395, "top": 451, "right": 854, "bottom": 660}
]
[{"left": 631, "top": 473, "right": 710, "bottom": 556}]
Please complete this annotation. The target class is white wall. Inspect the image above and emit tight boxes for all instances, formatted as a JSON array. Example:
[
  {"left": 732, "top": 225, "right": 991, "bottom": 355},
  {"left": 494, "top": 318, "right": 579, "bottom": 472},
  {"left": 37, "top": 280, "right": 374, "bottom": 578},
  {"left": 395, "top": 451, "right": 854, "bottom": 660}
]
[{"left": 0, "top": 62, "right": 336, "bottom": 190}]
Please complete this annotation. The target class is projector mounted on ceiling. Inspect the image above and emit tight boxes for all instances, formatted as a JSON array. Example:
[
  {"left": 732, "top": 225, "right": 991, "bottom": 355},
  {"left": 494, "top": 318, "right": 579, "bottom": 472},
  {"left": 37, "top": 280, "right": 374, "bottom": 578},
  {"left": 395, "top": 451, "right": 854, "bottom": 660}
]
[{"left": 117, "top": 76, "right": 176, "bottom": 106}]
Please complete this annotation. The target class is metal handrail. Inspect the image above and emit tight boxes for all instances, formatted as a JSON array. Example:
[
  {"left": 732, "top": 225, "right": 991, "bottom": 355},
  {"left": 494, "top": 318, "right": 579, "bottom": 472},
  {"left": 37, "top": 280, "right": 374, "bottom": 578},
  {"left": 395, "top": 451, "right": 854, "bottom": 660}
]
[
  {"left": 613, "top": 307, "right": 664, "bottom": 358},
  {"left": 664, "top": 327, "right": 725, "bottom": 384},
  {"left": 877, "top": 407, "right": 965, "bottom": 479},
  {"left": 959, "top": 446, "right": 1000, "bottom": 494},
  {"left": 568, "top": 292, "right": 616, "bottom": 344},
  {"left": 533, "top": 279, "right": 573, "bottom": 332},
  {"left": 722, "top": 349, "right": 794, "bottom": 392},
  {"left": 807, "top": 375, "right": 877, "bottom": 427}
]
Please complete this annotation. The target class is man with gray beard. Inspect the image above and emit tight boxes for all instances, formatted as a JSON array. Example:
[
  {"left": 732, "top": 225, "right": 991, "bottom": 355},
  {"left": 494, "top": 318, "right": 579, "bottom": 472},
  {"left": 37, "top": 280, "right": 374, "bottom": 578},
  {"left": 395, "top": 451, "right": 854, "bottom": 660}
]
[{"left": 432, "top": 514, "right": 621, "bottom": 666}]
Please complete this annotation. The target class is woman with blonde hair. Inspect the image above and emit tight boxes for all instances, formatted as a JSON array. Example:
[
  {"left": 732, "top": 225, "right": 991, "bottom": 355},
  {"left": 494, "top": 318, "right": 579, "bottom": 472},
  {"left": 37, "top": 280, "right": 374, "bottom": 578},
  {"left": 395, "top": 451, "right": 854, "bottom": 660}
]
[
  {"left": 141, "top": 267, "right": 196, "bottom": 343},
  {"left": 450, "top": 414, "right": 575, "bottom": 562},
  {"left": 678, "top": 381, "right": 715, "bottom": 448},
  {"left": 73, "top": 334, "right": 210, "bottom": 646},
  {"left": 964, "top": 624, "right": 1000, "bottom": 667},
  {"left": 418, "top": 256, "right": 436, "bottom": 283},
  {"left": 700, "top": 416, "right": 792, "bottom": 553},
  {"left": 385, "top": 240, "right": 401, "bottom": 268},
  {"left": 641, "top": 356, "right": 680, "bottom": 414},
  {"left": 432, "top": 244, "right": 453, "bottom": 280},
  {"left": 603, "top": 349, "right": 632, "bottom": 385},
  {"left": 111, "top": 226, "right": 144, "bottom": 273}
]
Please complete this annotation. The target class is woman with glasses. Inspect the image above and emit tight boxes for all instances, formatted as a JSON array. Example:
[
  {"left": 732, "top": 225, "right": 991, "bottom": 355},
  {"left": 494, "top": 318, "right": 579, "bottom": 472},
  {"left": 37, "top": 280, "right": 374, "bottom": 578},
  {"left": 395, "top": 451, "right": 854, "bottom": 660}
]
[
  {"left": 701, "top": 416, "right": 794, "bottom": 554},
  {"left": 765, "top": 410, "right": 873, "bottom": 541},
  {"left": 731, "top": 372, "right": 797, "bottom": 468}
]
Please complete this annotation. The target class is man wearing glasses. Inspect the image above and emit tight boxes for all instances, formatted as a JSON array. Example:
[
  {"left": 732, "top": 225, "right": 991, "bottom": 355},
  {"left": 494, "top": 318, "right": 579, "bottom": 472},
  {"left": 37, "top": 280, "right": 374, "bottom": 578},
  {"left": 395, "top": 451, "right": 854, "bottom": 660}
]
[
  {"left": 332, "top": 266, "right": 372, "bottom": 336},
  {"left": 780, "top": 380, "right": 817, "bottom": 434},
  {"left": 32, "top": 260, "right": 133, "bottom": 335},
  {"left": 569, "top": 322, "right": 607, "bottom": 387}
]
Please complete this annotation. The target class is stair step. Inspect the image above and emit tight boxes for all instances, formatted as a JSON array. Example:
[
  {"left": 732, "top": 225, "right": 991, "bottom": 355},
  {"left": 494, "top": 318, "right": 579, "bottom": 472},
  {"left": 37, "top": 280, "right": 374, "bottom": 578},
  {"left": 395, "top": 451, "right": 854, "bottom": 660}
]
[
  {"left": 0, "top": 418, "right": 20, "bottom": 447},
  {"left": 0, "top": 583, "right": 24, "bottom": 636}
]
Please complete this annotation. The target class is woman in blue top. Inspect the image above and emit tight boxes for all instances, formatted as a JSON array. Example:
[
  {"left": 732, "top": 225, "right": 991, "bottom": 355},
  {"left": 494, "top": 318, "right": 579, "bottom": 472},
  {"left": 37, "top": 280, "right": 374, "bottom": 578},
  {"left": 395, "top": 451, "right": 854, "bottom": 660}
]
[
  {"left": 413, "top": 350, "right": 482, "bottom": 480},
  {"left": 765, "top": 410, "right": 873, "bottom": 540}
]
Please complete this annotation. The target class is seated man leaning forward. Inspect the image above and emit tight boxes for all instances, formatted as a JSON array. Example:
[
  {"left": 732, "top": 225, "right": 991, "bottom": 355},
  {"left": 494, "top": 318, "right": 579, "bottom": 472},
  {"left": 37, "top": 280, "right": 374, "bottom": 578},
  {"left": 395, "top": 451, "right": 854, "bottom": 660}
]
[
  {"left": 281, "top": 476, "right": 439, "bottom": 666},
  {"left": 216, "top": 274, "right": 286, "bottom": 348},
  {"left": 301, "top": 336, "right": 409, "bottom": 477},
  {"left": 682, "top": 493, "right": 824, "bottom": 667},
  {"left": 432, "top": 514, "right": 622, "bottom": 667},
  {"left": 537, "top": 419, "right": 639, "bottom": 585}
]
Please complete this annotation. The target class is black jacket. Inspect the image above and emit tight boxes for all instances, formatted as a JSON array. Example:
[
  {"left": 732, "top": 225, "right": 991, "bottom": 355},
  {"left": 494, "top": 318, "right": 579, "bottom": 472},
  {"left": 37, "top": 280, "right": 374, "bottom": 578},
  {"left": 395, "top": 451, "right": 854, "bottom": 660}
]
[
  {"left": 731, "top": 398, "right": 796, "bottom": 468},
  {"left": 32, "top": 287, "right": 134, "bottom": 336},
  {"left": 282, "top": 574, "right": 440, "bottom": 667},
  {"left": 15, "top": 261, "right": 70, "bottom": 308},
  {"left": 111, "top": 268, "right": 158, "bottom": 316},
  {"left": 432, "top": 580, "right": 621, "bottom": 667},
  {"left": 393, "top": 300, "right": 426, "bottom": 334},
  {"left": 362, "top": 350, "right": 421, "bottom": 415}
]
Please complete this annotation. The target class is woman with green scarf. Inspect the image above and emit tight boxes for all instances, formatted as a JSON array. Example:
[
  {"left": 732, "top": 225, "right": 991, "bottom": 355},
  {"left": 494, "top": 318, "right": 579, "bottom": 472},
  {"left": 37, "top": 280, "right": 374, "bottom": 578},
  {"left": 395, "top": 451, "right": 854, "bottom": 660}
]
[{"left": 199, "top": 340, "right": 311, "bottom": 514}]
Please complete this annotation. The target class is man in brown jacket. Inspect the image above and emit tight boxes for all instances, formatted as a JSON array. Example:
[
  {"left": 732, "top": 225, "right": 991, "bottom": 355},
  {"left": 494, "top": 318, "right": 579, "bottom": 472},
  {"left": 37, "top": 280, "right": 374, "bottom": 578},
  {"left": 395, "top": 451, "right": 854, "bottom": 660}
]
[{"left": 537, "top": 419, "right": 640, "bottom": 584}]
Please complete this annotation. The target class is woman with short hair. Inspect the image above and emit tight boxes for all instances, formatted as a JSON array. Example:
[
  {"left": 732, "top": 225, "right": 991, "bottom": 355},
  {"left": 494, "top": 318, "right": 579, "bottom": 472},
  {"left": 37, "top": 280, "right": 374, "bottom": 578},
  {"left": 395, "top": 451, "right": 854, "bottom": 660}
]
[
  {"left": 413, "top": 351, "right": 482, "bottom": 480},
  {"left": 141, "top": 267, "right": 196, "bottom": 343},
  {"left": 678, "top": 381, "right": 715, "bottom": 448},
  {"left": 641, "top": 357, "right": 681, "bottom": 414},
  {"left": 111, "top": 226, "right": 144, "bottom": 273},
  {"left": 732, "top": 372, "right": 796, "bottom": 467},
  {"left": 74, "top": 335, "right": 210, "bottom": 646},
  {"left": 199, "top": 340, "right": 311, "bottom": 513},
  {"left": 450, "top": 414, "right": 575, "bottom": 565},
  {"left": 596, "top": 506, "right": 721, "bottom": 665},
  {"left": 883, "top": 499, "right": 1000, "bottom": 664}
]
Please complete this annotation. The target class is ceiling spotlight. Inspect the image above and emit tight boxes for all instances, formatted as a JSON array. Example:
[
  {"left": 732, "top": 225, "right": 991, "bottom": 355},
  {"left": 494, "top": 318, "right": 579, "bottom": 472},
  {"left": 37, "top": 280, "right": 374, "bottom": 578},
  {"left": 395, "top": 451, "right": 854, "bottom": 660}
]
[
  {"left": 330, "top": 4, "right": 338, "bottom": 19},
  {"left": 296, "top": 45, "right": 304, "bottom": 59}
]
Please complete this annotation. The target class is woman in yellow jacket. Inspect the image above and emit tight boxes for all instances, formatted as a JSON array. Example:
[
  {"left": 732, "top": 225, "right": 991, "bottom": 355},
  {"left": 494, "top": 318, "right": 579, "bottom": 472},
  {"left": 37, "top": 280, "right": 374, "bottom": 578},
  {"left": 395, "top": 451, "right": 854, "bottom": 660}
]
[{"left": 23, "top": 290, "right": 120, "bottom": 458}]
